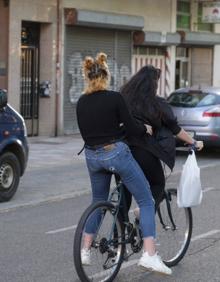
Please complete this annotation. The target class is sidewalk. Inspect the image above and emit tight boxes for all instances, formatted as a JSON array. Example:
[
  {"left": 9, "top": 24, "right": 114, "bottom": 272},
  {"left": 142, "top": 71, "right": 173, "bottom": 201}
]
[
  {"left": 27, "top": 134, "right": 85, "bottom": 168},
  {"left": 0, "top": 134, "right": 91, "bottom": 212}
]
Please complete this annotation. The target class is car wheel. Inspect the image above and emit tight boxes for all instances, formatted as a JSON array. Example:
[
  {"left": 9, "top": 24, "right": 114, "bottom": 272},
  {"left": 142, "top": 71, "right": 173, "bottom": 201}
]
[{"left": 0, "top": 152, "right": 21, "bottom": 202}]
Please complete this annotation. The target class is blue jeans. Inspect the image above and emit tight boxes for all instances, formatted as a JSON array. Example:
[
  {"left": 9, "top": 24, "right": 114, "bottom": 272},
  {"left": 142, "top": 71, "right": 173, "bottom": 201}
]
[{"left": 84, "top": 141, "right": 155, "bottom": 238}]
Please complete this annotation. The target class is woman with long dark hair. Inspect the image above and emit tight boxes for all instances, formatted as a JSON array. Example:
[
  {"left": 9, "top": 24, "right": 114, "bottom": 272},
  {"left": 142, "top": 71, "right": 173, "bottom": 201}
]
[{"left": 121, "top": 65, "right": 203, "bottom": 208}]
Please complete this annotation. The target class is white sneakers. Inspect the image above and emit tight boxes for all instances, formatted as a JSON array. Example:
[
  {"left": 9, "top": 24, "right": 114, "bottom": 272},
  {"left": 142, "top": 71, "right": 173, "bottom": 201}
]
[
  {"left": 81, "top": 248, "right": 172, "bottom": 276},
  {"left": 138, "top": 251, "right": 172, "bottom": 275},
  {"left": 81, "top": 248, "right": 91, "bottom": 265}
]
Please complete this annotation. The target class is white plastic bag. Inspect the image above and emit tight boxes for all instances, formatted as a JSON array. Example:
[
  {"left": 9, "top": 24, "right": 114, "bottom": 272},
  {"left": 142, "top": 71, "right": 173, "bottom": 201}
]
[{"left": 177, "top": 150, "right": 203, "bottom": 208}]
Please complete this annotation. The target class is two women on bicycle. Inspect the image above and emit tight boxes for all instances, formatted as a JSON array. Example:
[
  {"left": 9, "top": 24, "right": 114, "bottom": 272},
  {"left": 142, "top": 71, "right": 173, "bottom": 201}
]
[{"left": 76, "top": 53, "right": 172, "bottom": 275}]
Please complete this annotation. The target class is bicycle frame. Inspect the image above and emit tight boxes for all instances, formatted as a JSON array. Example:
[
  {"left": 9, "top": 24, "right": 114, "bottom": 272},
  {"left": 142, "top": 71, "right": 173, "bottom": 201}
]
[
  {"left": 157, "top": 189, "right": 177, "bottom": 230},
  {"left": 107, "top": 182, "right": 134, "bottom": 245}
]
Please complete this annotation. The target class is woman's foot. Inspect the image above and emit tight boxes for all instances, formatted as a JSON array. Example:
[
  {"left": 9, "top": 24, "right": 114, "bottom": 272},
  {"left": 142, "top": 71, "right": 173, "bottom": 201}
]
[
  {"left": 138, "top": 251, "right": 172, "bottom": 275},
  {"left": 133, "top": 207, "right": 140, "bottom": 219}
]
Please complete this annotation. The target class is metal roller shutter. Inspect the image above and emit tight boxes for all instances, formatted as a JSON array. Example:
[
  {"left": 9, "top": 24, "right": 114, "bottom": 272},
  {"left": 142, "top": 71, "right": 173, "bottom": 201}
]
[
  {"left": 64, "top": 26, "right": 132, "bottom": 133},
  {"left": 191, "top": 47, "right": 213, "bottom": 86}
]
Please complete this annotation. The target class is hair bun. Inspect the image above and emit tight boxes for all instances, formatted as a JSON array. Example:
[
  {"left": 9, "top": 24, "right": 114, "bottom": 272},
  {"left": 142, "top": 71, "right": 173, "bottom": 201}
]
[
  {"left": 96, "top": 52, "right": 107, "bottom": 65},
  {"left": 84, "top": 56, "right": 94, "bottom": 70}
]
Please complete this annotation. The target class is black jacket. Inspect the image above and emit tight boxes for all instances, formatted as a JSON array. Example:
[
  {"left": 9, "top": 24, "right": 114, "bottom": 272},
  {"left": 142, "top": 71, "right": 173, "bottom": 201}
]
[{"left": 127, "top": 97, "right": 181, "bottom": 170}]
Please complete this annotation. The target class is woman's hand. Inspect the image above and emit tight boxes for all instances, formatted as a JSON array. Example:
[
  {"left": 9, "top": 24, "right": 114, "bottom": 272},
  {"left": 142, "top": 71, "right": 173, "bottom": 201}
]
[
  {"left": 144, "top": 124, "right": 153, "bottom": 135},
  {"left": 194, "top": 140, "right": 204, "bottom": 151},
  {"left": 177, "top": 129, "right": 204, "bottom": 151}
]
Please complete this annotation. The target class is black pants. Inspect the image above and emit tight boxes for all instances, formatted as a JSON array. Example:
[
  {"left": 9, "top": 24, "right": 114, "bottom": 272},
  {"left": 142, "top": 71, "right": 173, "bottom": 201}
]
[{"left": 123, "top": 146, "right": 165, "bottom": 211}]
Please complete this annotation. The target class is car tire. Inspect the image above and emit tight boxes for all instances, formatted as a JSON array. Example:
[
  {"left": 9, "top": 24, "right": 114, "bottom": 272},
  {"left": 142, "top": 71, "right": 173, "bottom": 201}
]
[{"left": 0, "top": 152, "right": 21, "bottom": 202}]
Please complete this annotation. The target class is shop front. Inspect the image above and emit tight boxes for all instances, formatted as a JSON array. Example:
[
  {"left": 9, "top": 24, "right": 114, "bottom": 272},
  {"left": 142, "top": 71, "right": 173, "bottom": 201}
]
[
  {"left": 132, "top": 31, "right": 180, "bottom": 97},
  {"left": 63, "top": 9, "right": 144, "bottom": 133},
  {"left": 176, "top": 32, "right": 220, "bottom": 89}
]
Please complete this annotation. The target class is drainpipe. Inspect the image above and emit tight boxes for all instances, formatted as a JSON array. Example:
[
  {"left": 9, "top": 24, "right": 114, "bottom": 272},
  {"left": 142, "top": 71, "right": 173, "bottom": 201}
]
[{"left": 55, "top": 0, "right": 60, "bottom": 136}]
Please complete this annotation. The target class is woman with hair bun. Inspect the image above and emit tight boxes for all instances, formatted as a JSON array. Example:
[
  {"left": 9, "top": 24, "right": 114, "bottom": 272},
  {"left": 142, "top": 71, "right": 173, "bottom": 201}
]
[{"left": 76, "top": 53, "right": 172, "bottom": 275}]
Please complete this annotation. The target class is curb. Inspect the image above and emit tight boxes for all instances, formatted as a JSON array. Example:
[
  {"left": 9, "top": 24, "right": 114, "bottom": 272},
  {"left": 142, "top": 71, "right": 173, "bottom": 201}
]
[{"left": 0, "top": 189, "right": 91, "bottom": 213}]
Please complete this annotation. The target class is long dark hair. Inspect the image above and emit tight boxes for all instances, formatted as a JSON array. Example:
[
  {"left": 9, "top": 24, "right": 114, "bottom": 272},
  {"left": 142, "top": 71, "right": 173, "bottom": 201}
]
[{"left": 121, "top": 65, "right": 161, "bottom": 126}]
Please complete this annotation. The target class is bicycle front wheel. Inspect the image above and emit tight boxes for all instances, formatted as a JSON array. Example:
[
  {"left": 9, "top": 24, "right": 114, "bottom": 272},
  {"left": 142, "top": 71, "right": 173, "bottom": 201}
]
[
  {"left": 74, "top": 201, "right": 125, "bottom": 282},
  {"left": 156, "top": 188, "right": 193, "bottom": 267}
]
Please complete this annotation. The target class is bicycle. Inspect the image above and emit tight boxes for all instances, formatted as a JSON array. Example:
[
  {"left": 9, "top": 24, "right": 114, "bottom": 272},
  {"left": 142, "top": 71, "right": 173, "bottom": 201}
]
[{"left": 74, "top": 150, "right": 193, "bottom": 282}]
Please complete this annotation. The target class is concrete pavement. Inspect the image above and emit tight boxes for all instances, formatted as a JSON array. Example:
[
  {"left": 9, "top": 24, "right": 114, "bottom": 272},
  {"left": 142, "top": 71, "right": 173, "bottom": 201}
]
[{"left": 0, "top": 134, "right": 90, "bottom": 212}]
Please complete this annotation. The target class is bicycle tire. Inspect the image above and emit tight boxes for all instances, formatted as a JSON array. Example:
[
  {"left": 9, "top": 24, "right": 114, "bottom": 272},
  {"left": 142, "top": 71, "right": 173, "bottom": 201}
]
[
  {"left": 156, "top": 188, "right": 193, "bottom": 267},
  {"left": 74, "top": 201, "right": 125, "bottom": 282}
]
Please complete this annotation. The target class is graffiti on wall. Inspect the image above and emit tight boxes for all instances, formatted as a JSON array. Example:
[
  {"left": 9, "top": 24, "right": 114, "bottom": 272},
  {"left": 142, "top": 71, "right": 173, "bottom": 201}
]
[{"left": 68, "top": 52, "right": 131, "bottom": 104}]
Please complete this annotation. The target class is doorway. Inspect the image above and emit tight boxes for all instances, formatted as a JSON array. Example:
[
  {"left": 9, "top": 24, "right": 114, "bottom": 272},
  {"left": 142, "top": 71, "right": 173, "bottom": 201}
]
[
  {"left": 20, "top": 21, "right": 40, "bottom": 136},
  {"left": 175, "top": 47, "right": 190, "bottom": 89},
  {"left": 175, "top": 59, "right": 189, "bottom": 89}
]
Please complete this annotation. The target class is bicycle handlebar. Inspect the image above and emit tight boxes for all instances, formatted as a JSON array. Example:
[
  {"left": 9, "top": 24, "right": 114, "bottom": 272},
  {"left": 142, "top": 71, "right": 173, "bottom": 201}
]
[{"left": 176, "top": 144, "right": 197, "bottom": 153}]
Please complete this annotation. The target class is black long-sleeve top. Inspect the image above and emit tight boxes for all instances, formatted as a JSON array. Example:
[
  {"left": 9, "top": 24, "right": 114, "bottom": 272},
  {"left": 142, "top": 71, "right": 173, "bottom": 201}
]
[
  {"left": 126, "top": 96, "right": 181, "bottom": 170},
  {"left": 156, "top": 97, "right": 181, "bottom": 135},
  {"left": 76, "top": 90, "right": 146, "bottom": 146}
]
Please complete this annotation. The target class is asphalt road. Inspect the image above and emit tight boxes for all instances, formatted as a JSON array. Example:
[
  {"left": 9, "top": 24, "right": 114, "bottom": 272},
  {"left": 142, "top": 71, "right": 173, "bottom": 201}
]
[{"left": 0, "top": 136, "right": 220, "bottom": 282}]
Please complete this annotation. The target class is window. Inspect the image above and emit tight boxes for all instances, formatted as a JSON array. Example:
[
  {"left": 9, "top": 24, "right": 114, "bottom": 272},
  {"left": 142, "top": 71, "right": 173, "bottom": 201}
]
[
  {"left": 133, "top": 47, "right": 165, "bottom": 56},
  {"left": 167, "top": 92, "right": 220, "bottom": 108},
  {"left": 197, "top": 3, "right": 213, "bottom": 32},
  {"left": 176, "top": 47, "right": 189, "bottom": 58},
  {"left": 177, "top": 0, "right": 191, "bottom": 30}
]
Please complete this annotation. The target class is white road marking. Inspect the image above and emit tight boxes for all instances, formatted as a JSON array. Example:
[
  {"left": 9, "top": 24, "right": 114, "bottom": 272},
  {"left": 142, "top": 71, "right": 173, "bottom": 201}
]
[
  {"left": 89, "top": 259, "right": 149, "bottom": 281},
  {"left": 191, "top": 230, "right": 220, "bottom": 242},
  {"left": 46, "top": 186, "right": 215, "bottom": 235},
  {"left": 172, "top": 162, "right": 220, "bottom": 176},
  {"left": 46, "top": 225, "right": 220, "bottom": 279},
  {"left": 46, "top": 185, "right": 216, "bottom": 235},
  {"left": 159, "top": 186, "right": 215, "bottom": 193},
  {"left": 83, "top": 230, "right": 220, "bottom": 280},
  {"left": 203, "top": 187, "right": 215, "bottom": 193},
  {"left": 120, "top": 259, "right": 139, "bottom": 269},
  {"left": 46, "top": 224, "right": 77, "bottom": 234}
]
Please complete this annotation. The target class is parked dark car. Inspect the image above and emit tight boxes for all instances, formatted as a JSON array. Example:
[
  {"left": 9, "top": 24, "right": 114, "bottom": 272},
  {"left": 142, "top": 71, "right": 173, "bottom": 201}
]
[
  {"left": 167, "top": 86, "right": 220, "bottom": 147},
  {"left": 0, "top": 89, "right": 29, "bottom": 202}
]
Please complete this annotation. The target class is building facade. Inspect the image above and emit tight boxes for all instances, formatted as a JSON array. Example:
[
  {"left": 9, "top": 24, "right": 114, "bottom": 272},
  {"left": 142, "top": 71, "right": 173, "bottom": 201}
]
[
  {"left": 0, "top": 0, "right": 9, "bottom": 90},
  {"left": 0, "top": 0, "right": 57, "bottom": 136},
  {"left": 0, "top": 0, "right": 220, "bottom": 136}
]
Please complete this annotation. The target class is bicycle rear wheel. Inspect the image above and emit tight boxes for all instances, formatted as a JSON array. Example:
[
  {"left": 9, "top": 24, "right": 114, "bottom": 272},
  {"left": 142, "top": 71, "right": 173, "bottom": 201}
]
[
  {"left": 156, "top": 188, "right": 193, "bottom": 267},
  {"left": 74, "top": 201, "right": 125, "bottom": 282}
]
